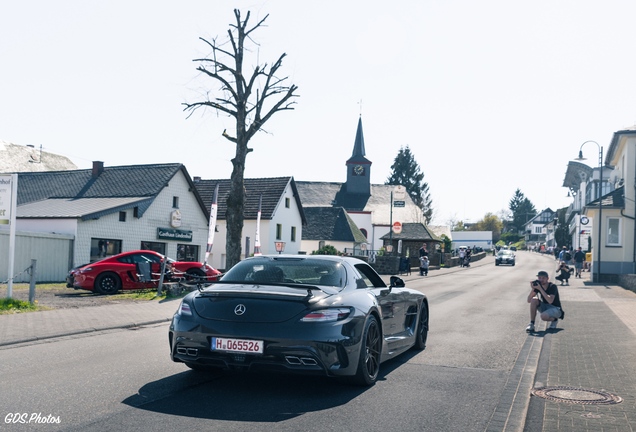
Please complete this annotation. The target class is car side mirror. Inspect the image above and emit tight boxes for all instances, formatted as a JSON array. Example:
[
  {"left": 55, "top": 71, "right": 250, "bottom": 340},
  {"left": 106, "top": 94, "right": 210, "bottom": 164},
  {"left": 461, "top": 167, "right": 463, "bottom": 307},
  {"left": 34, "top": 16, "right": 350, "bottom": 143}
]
[{"left": 390, "top": 276, "right": 405, "bottom": 288}]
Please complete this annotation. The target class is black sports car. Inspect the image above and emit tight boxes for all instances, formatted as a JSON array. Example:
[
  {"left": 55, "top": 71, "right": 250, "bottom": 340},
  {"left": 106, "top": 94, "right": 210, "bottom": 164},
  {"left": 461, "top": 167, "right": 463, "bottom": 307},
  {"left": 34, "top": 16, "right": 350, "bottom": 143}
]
[{"left": 169, "top": 255, "right": 429, "bottom": 385}]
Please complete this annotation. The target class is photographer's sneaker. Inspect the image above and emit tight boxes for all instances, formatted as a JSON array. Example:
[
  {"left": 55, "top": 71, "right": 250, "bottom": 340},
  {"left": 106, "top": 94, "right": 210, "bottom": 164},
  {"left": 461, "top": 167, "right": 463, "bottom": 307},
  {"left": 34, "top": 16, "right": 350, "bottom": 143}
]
[
  {"left": 548, "top": 320, "right": 558, "bottom": 330},
  {"left": 525, "top": 323, "right": 535, "bottom": 332}
]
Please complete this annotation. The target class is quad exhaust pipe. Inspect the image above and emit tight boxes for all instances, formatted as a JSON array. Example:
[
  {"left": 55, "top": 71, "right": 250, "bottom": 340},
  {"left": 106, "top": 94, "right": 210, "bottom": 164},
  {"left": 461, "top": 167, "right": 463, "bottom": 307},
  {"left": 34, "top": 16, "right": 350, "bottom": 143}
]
[
  {"left": 177, "top": 347, "right": 199, "bottom": 356},
  {"left": 285, "top": 356, "right": 318, "bottom": 366}
]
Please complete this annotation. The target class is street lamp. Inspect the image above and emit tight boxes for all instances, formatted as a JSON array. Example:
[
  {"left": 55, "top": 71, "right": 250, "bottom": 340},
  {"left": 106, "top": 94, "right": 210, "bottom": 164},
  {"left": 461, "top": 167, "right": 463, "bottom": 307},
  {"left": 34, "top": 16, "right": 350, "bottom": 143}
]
[
  {"left": 274, "top": 241, "right": 286, "bottom": 254},
  {"left": 575, "top": 140, "right": 603, "bottom": 283}
]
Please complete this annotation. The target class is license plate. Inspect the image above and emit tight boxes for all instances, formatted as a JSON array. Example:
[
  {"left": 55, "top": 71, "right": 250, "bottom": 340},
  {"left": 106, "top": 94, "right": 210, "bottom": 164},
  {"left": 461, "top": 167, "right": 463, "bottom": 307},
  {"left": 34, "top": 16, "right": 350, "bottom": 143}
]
[{"left": 211, "top": 337, "right": 264, "bottom": 354}]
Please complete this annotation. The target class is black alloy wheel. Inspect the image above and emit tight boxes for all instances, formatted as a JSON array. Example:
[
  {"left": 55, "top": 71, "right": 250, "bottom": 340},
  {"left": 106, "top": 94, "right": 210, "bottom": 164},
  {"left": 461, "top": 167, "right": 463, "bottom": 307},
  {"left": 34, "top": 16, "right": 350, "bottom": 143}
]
[
  {"left": 414, "top": 304, "right": 429, "bottom": 350},
  {"left": 94, "top": 272, "right": 122, "bottom": 295},
  {"left": 352, "top": 315, "right": 381, "bottom": 386}
]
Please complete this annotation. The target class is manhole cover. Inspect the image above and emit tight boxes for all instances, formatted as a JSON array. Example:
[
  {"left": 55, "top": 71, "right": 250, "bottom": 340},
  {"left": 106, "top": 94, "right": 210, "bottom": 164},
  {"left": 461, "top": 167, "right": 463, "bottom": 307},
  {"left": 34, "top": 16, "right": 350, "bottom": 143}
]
[{"left": 532, "top": 386, "right": 623, "bottom": 405}]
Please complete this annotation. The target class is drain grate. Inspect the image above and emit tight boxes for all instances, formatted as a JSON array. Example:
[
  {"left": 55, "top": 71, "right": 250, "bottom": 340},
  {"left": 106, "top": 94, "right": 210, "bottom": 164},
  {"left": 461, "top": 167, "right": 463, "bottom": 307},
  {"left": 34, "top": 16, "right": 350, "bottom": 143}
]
[{"left": 532, "top": 386, "right": 623, "bottom": 405}]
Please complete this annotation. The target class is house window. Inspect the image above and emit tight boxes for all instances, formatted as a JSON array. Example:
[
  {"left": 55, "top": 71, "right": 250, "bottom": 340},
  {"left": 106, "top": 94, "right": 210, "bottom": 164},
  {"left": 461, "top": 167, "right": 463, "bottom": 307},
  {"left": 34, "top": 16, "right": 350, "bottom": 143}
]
[
  {"left": 360, "top": 228, "right": 368, "bottom": 238},
  {"left": 133, "top": 206, "right": 139, "bottom": 218},
  {"left": 534, "top": 226, "right": 542, "bottom": 234},
  {"left": 177, "top": 244, "right": 199, "bottom": 262},
  {"left": 140, "top": 241, "right": 165, "bottom": 255},
  {"left": 607, "top": 217, "right": 621, "bottom": 246},
  {"left": 285, "top": 197, "right": 290, "bottom": 208},
  {"left": 291, "top": 226, "right": 296, "bottom": 242},
  {"left": 276, "top": 224, "right": 282, "bottom": 240},
  {"left": 173, "top": 196, "right": 179, "bottom": 208},
  {"left": 91, "top": 238, "right": 121, "bottom": 261},
  {"left": 119, "top": 211, "right": 126, "bottom": 222}
]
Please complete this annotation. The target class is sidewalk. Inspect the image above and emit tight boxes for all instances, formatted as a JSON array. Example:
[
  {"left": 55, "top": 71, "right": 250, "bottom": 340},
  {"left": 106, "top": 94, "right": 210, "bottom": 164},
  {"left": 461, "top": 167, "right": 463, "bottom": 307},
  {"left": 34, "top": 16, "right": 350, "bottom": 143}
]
[
  {"left": 0, "top": 297, "right": 179, "bottom": 347},
  {"left": 527, "top": 268, "right": 636, "bottom": 432}
]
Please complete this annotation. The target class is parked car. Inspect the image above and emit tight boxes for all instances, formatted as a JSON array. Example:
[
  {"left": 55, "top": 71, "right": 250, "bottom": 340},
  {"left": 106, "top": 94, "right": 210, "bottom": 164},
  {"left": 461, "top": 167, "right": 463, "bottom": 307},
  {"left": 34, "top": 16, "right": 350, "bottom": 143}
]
[
  {"left": 495, "top": 250, "right": 516, "bottom": 266},
  {"left": 72, "top": 250, "right": 221, "bottom": 295},
  {"left": 169, "top": 255, "right": 429, "bottom": 386},
  {"left": 66, "top": 263, "right": 91, "bottom": 288}
]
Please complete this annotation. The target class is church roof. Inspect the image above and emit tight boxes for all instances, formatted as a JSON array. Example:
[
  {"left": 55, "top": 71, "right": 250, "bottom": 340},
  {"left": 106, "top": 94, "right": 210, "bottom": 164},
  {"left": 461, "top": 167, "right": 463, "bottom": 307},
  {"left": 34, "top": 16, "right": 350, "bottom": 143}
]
[{"left": 296, "top": 181, "right": 423, "bottom": 225}]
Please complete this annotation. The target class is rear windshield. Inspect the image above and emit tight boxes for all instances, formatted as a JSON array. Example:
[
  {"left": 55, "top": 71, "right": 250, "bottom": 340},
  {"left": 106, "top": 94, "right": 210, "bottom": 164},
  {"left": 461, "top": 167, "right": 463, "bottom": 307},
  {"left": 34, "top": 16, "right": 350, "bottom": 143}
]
[{"left": 221, "top": 257, "right": 347, "bottom": 288}]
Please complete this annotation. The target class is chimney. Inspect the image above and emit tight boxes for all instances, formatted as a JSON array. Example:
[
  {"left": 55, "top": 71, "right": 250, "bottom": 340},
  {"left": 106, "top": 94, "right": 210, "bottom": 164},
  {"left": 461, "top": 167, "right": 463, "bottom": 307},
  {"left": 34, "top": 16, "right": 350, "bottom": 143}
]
[{"left": 92, "top": 161, "right": 104, "bottom": 178}]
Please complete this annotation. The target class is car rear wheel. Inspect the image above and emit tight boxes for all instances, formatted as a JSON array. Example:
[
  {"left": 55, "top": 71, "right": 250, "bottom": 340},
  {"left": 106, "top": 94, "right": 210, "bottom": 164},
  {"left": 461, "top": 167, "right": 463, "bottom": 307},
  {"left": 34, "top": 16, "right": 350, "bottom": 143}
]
[
  {"left": 94, "top": 272, "right": 121, "bottom": 295},
  {"left": 352, "top": 315, "right": 381, "bottom": 386},
  {"left": 414, "top": 304, "right": 429, "bottom": 350}
]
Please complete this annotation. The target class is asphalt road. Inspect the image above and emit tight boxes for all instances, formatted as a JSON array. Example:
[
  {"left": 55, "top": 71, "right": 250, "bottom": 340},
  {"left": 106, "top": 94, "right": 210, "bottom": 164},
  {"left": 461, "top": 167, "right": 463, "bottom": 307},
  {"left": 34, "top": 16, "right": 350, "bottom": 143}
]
[{"left": 0, "top": 252, "right": 549, "bottom": 432}]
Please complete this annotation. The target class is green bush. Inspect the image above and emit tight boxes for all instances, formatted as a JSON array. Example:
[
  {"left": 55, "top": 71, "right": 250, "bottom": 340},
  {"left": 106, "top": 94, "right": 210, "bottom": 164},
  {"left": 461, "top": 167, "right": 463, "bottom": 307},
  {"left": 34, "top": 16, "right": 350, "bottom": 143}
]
[
  {"left": 311, "top": 244, "right": 339, "bottom": 255},
  {"left": 0, "top": 298, "right": 41, "bottom": 314}
]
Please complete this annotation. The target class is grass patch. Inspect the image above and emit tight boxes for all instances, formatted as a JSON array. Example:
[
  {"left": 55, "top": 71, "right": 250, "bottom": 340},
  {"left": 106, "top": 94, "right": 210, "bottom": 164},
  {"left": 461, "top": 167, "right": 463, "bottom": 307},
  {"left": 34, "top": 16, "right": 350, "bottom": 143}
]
[
  {"left": 0, "top": 298, "right": 48, "bottom": 314},
  {"left": 109, "top": 289, "right": 169, "bottom": 301}
]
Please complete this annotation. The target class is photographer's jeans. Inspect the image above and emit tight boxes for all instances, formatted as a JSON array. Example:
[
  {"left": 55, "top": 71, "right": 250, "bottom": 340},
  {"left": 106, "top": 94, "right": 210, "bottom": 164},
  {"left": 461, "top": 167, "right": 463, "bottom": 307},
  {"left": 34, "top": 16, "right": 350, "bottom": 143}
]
[{"left": 538, "top": 302, "right": 561, "bottom": 320}]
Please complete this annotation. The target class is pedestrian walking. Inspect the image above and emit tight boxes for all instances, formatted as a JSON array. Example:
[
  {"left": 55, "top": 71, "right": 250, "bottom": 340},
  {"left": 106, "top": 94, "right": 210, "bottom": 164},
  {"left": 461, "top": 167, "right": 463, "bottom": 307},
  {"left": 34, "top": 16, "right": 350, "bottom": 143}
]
[
  {"left": 573, "top": 247, "right": 585, "bottom": 278},
  {"left": 526, "top": 270, "right": 564, "bottom": 332}
]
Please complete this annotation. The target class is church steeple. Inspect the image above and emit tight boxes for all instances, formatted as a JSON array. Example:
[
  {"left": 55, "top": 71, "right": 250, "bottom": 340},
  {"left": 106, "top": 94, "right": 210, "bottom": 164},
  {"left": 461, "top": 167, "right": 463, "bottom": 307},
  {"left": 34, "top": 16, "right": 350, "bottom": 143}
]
[
  {"left": 351, "top": 116, "right": 366, "bottom": 159},
  {"left": 345, "top": 116, "right": 371, "bottom": 195}
]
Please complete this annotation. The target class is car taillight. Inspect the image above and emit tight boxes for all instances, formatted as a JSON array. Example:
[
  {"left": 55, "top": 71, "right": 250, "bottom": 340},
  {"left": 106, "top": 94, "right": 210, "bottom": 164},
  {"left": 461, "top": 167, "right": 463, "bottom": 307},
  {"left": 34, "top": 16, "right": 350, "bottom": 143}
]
[
  {"left": 178, "top": 301, "right": 192, "bottom": 316},
  {"left": 300, "top": 308, "right": 351, "bottom": 323}
]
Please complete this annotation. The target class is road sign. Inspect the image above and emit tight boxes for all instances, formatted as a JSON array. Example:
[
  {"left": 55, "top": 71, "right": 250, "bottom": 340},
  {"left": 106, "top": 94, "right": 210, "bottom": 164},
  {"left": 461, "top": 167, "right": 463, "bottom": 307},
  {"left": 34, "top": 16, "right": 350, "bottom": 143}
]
[{"left": 392, "top": 221, "right": 402, "bottom": 234}]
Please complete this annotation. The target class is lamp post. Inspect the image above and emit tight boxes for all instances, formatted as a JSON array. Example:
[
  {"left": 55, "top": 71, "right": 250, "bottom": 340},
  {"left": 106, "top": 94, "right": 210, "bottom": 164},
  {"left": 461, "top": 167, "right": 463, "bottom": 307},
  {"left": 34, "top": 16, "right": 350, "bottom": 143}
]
[{"left": 575, "top": 141, "right": 603, "bottom": 283}]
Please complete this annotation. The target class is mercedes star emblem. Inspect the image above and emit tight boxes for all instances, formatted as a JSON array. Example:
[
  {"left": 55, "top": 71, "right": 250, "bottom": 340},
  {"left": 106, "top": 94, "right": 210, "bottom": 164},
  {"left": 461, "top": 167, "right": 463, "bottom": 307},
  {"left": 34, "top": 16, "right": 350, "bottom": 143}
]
[{"left": 234, "top": 304, "right": 246, "bottom": 315}]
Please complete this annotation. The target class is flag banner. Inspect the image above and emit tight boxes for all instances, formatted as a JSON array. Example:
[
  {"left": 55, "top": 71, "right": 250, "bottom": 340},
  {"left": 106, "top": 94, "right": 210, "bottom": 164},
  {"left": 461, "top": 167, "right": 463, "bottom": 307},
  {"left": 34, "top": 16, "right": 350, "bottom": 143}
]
[
  {"left": 254, "top": 194, "right": 262, "bottom": 256},
  {"left": 204, "top": 184, "right": 219, "bottom": 266}
]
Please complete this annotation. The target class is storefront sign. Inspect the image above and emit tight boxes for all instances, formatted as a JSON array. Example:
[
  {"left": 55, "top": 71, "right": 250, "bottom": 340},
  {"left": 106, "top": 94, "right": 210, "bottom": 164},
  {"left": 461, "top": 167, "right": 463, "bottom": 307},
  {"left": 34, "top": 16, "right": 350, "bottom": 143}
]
[
  {"left": 0, "top": 175, "right": 14, "bottom": 225},
  {"left": 157, "top": 227, "right": 192, "bottom": 242},
  {"left": 170, "top": 209, "right": 182, "bottom": 228}
]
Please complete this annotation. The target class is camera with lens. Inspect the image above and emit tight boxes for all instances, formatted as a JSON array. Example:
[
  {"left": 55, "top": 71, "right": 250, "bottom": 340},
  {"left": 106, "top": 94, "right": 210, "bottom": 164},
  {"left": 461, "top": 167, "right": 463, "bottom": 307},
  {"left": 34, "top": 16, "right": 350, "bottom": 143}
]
[{"left": 532, "top": 280, "right": 540, "bottom": 292}]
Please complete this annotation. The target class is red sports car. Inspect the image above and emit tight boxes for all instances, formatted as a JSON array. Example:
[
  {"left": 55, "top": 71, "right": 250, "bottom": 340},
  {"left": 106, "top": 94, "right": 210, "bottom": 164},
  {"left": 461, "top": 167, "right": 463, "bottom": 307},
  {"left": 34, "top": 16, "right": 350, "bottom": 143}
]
[{"left": 72, "top": 250, "right": 221, "bottom": 295}]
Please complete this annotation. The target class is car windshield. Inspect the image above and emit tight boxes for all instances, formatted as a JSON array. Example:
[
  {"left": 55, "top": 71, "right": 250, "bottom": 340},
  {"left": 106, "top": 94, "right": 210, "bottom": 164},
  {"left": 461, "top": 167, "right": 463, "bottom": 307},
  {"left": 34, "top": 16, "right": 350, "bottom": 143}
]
[
  {"left": 220, "top": 257, "right": 347, "bottom": 289},
  {"left": 498, "top": 251, "right": 513, "bottom": 256}
]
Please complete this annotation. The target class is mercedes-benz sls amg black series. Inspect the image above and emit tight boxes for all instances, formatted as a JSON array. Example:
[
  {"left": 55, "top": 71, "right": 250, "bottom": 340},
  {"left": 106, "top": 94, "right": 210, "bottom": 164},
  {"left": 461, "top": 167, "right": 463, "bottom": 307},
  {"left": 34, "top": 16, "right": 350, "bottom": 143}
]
[{"left": 169, "top": 255, "right": 428, "bottom": 386}]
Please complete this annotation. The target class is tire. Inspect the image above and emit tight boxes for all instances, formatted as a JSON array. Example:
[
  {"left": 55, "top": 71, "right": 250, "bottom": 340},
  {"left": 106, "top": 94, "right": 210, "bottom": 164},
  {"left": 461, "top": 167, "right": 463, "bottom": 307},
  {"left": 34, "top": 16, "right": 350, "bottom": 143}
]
[
  {"left": 414, "top": 303, "right": 429, "bottom": 350},
  {"left": 352, "top": 315, "right": 382, "bottom": 386},
  {"left": 495, "top": 262, "right": 499, "bottom": 266},
  {"left": 94, "top": 272, "right": 121, "bottom": 295}
]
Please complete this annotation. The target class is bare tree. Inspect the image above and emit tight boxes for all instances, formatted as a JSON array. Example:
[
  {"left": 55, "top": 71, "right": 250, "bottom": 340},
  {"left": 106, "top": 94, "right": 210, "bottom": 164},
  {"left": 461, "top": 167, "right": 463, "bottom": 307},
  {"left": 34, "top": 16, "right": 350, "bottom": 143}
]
[{"left": 183, "top": 9, "right": 298, "bottom": 269}]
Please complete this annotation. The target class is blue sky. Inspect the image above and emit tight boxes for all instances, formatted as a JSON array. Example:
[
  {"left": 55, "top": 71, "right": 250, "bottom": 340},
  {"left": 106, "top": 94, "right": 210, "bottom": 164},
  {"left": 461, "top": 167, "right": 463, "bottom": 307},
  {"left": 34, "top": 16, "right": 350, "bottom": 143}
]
[{"left": 2, "top": 1, "right": 636, "bottom": 224}]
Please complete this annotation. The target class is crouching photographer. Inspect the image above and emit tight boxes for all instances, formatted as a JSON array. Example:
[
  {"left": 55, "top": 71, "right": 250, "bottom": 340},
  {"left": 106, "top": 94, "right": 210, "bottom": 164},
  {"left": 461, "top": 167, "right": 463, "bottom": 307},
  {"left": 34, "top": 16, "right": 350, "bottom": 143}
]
[{"left": 525, "top": 270, "right": 564, "bottom": 332}]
